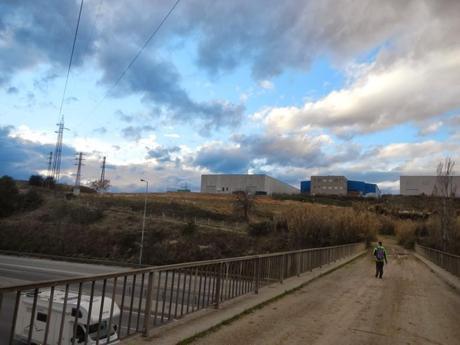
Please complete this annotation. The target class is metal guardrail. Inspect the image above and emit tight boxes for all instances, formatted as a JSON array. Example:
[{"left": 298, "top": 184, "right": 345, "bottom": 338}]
[
  {"left": 415, "top": 244, "right": 460, "bottom": 278},
  {"left": 0, "top": 242, "right": 364, "bottom": 345}
]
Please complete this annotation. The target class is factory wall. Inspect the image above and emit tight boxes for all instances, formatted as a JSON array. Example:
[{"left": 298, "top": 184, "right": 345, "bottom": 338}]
[
  {"left": 201, "top": 174, "right": 298, "bottom": 195},
  {"left": 400, "top": 176, "right": 460, "bottom": 197}
]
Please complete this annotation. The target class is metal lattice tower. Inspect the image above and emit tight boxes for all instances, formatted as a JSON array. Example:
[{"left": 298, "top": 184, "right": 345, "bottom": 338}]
[
  {"left": 74, "top": 152, "right": 84, "bottom": 189},
  {"left": 100, "top": 156, "right": 106, "bottom": 183},
  {"left": 47, "top": 151, "right": 53, "bottom": 178},
  {"left": 51, "top": 116, "right": 65, "bottom": 182}
]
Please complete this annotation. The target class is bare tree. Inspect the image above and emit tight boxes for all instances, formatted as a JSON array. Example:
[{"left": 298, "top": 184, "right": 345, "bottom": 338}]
[
  {"left": 233, "top": 190, "right": 255, "bottom": 222},
  {"left": 90, "top": 179, "right": 111, "bottom": 193},
  {"left": 433, "top": 157, "right": 456, "bottom": 251}
]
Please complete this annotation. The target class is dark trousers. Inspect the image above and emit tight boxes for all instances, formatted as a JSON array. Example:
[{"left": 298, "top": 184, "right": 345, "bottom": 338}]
[{"left": 375, "top": 261, "right": 384, "bottom": 278}]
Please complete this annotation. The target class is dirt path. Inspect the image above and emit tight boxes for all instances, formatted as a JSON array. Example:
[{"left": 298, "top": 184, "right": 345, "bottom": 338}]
[{"left": 192, "top": 244, "right": 460, "bottom": 345}]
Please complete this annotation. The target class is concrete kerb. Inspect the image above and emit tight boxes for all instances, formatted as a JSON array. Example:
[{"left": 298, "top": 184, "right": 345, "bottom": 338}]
[
  {"left": 122, "top": 249, "right": 368, "bottom": 345},
  {"left": 413, "top": 252, "right": 460, "bottom": 291}
]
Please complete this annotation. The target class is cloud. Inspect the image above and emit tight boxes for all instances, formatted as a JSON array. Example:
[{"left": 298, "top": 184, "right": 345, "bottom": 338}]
[
  {"left": 258, "top": 80, "right": 274, "bottom": 90},
  {"left": 0, "top": 0, "right": 96, "bottom": 85},
  {"left": 6, "top": 86, "right": 18, "bottom": 94},
  {"left": 115, "top": 110, "right": 134, "bottom": 123},
  {"left": 146, "top": 145, "right": 181, "bottom": 163},
  {"left": 98, "top": 45, "right": 244, "bottom": 132},
  {"left": 194, "top": 144, "right": 251, "bottom": 173},
  {"left": 121, "top": 125, "right": 155, "bottom": 141},
  {"left": 93, "top": 127, "right": 107, "bottom": 135},
  {"left": 262, "top": 48, "right": 460, "bottom": 136},
  {"left": 0, "top": 126, "right": 75, "bottom": 179}
]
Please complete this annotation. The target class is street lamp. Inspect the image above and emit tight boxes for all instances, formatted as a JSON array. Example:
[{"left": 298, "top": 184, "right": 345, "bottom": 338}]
[{"left": 139, "top": 178, "right": 149, "bottom": 265}]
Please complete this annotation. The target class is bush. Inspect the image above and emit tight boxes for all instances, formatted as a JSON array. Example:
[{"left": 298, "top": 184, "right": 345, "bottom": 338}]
[
  {"left": 378, "top": 215, "right": 396, "bottom": 235},
  {"left": 19, "top": 190, "right": 44, "bottom": 211},
  {"left": 182, "top": 221, "right": 197, "bottom": 236},
  {"left": 50, "top": 201, "right": 105, "bottom": 225},
  {"left": 248, "top": 221, "right": 273, "bottom": 237},
  {"left": 395, "top": 221, "right": 417, "bottom": 249},
  {"left": 0, "top": 175, "right": 19, "bottom": 217},
  {"left": 28, "top": 175, "right": 44, "bottom": 186},
  {"left": 281, "top": 205, "right": 377, "bottom": 248}
]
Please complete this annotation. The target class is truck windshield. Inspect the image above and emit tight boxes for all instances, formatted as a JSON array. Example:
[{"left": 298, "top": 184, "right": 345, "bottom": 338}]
[{"left": 87, "top": 321, "right": 116, "bottom": 340}]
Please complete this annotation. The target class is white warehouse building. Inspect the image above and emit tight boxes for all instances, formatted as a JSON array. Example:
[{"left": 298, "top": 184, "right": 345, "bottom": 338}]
[
  {"left": 400, "top": 176, "right": 460, "bottom": 197},
  {"left": 201, "top": 174, "right": 299, "bottom": 195}
]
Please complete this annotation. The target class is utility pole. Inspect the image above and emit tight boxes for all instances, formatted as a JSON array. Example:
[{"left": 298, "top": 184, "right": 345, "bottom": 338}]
[
  {"left": 100, "top": 156, "right": 106, "bottom": 183},
  {"left": 47, "top": 152, "right": 53, "bottom": 178},
  {"left": 139, "top": 178, "right": 149, "bottom": 265},
  {"left": 51, "top": 116, "right": 64, "bottom": 182},
  {"left": 73, "top": 152, "right": 84, "bottom": 196},
  {"left": 99, "top": 156, "right": 106, "bottom": 194}
]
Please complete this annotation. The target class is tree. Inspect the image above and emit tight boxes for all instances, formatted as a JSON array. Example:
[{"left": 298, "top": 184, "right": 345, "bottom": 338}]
[
  {"left": 233, "top": 190, "right": 255, "bottom": 222},
  {"left": 28, "top": 174, "right": 44, "bottom": 186},
  {"left": 89, "top": 179, "right": 111, "bottom": 193},
  {"left": 44, "top": 176, "right": 56, "bottom": 188},
  {"left": 433, "top": 157, "right": 457, "bottom": 251},
  {"left": 0, "top": 175, "right": 19, "bottom": 217}
]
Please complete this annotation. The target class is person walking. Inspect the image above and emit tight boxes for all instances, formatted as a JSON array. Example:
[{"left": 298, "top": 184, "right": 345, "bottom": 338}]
[{"left": 373, "top": 241, "right": 388, "bottom": 278}]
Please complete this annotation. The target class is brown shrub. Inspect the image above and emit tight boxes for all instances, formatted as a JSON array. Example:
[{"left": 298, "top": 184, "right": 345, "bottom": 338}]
[
  {"left": 395, "top": 221, "right": 417, "bottom": 249},
  {"left": 280, "top": 205, "right": 377, "bottom": 248}
]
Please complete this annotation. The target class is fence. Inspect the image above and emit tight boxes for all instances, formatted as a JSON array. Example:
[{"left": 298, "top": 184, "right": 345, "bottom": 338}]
[
  {"left": 0, "top": 242, "right": 364, "bottom": 345},
  {"left": 415, "top": 244, "right": 460, "bottom": 278}
]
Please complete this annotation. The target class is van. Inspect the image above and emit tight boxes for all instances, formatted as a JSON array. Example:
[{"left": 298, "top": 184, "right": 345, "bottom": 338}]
[{"left": 15, "top": 288, "right": 120, "bottom": 344}]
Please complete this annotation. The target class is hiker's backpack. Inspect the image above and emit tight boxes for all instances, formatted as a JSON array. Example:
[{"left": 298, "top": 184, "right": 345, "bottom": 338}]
[{"left": 375, "top": 247, "right": 385, "bottom": 260}]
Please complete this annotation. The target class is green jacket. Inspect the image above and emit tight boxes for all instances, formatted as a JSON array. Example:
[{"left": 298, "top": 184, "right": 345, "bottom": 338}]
[{"left": 373, "top": 245, "right": 388, "bottom": 263}]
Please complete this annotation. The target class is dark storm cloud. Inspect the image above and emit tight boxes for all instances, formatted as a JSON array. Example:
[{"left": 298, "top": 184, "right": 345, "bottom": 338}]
[
  {"left": 0, "top": 0, "right": 96, "bottom": 85},
  {"left": 146, "top": 146, "right": 180, "bottom": 163},
  {"left": 0, "top": 125, "right": 76, "bottom": 179},
  {"left": 0, "top": 0, "right": 243, "bottom": 131},
  {"left": 99, "top": 46, "right": 243, "bottom": 131}
]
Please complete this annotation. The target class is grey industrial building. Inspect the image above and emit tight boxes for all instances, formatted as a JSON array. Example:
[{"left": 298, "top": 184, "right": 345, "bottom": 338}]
[
  {"left": 301, "top": 176, "right": 381, "bottom": 197},
  {"left": 201, "top": 174, "right": 299, "bottom": 195},
  {"left": 400, "top": 176, "right": 460, "bottom": 197}
]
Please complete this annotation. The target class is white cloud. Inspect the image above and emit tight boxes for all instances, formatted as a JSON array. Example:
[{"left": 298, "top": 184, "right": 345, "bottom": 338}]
[
  {"left": 418, "top": 121, "right": 443, "bottom": 136},
  {"left": 9, "top": 125, "right": 55, "bottom": 145},
  {"left": 258, "top": 80, "right": 274, "bottom": 90},
  {"left": 262, "top": 48, "right": 460, "bottom": 136}
]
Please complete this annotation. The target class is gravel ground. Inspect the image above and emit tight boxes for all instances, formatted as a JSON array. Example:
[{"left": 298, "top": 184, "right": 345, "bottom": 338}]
[{"left": 192, "top": 243, "right": 460, "bottom": 345}]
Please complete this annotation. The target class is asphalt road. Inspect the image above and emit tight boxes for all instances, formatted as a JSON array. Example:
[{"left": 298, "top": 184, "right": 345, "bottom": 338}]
[{"left": 0, "top": 254, "right": 130, "bottom": 345}]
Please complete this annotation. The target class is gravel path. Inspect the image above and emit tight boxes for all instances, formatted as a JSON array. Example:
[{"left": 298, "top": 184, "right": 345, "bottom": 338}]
[{"left": 192, "top": 244, "right": 460, "bottom": 345}]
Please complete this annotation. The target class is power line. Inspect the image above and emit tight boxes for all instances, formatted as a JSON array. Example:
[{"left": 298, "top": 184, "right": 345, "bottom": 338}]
[
  {"left": 51, "top": 0, "right": 84, "bottom": 183},
  {"left": 94, "top": 0, "right": 181, "bottom": 109},
  {"left": 58, "top": 0, "right": 85, "bottom": 118}
]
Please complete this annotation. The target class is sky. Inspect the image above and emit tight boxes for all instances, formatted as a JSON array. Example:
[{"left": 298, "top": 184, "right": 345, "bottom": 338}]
[{"left": 0, "top": 0, "right": 459, "bottom": 193}]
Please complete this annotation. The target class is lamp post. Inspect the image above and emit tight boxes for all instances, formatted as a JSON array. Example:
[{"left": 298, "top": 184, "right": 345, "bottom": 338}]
[{"left": 139, "top": 178, "right": 149, "bottom": 265}]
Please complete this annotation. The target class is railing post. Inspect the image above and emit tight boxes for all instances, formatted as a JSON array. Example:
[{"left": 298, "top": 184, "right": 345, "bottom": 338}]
[
  {"left": 297, "top": 253, "right": 301, "bottom": 277},
  {"left": 255, "top": 257, "right": 260, "bottom": 294},
  {"left": 280, "top": 255, "right": 285, "bottom": 283},
  {"left": 143, "top": 271, "right": 155, "bottom": 337},
  {"left": 214, "top": 263, "right": 222, "bottom": 308}
]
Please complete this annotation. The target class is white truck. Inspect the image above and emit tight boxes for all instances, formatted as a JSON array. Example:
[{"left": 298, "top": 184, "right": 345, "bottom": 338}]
[{"left": 15, "top": 288, "right": 120, "bottom": 345}]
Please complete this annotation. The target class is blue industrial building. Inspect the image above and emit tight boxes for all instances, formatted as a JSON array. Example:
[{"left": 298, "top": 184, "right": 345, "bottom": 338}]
[
  {"left": 300, "top": 176, "right": 381, "bottom": 197},
  {"left": 300, "top": 180, "right": 311, "bottom": 193}
]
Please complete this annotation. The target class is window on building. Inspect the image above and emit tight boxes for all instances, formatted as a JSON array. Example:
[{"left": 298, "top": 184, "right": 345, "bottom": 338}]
[
  {"left": 37, "top": 312, "right": 47, "bottom": 322},
  {"left": 222, "top": 187, "right": 225, "bottom": 191}
]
